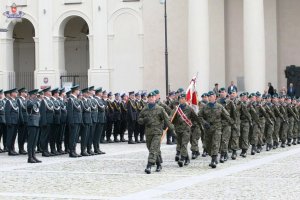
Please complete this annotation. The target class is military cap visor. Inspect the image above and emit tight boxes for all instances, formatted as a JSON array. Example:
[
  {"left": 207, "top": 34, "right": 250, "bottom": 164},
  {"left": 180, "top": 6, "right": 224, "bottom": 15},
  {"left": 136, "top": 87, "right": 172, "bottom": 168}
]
[
  {"left": 28, "top": 89, "right": 39, "bottom": 96},
  {"left": 121, "top": 93, "right": 126, "bottom": 98},
  {"left": 42, "top": 86, "right": 51, "bottom": 93},
  {"left": 18, "top": 87, "right": 27, "bottom": 93},
  {"left": 89, "top": 86, "right": 95, "bottom": 91},
  {"left": 129, "top": 91, "right": 135, "bottom": 95},
  {"left": 71, "top": 85, "right": 80, "bottom": 91},
  {"left": 95, "top": 87, "right": 103, "bottom": 93},
  {"left": 0, "top": 89, "right": 3, "bottom": 94},
  {"left": 51, "top": 87, "right": 59, "bottom": 94},
  {"left": 9, "top": 88, "right": 18, "bottom": 94},
  {"left": 114, "top": 93, "right": 120, "bottom": 96},
  {"left": 81, "top": 88, "right": 89, "bottom": 93}
]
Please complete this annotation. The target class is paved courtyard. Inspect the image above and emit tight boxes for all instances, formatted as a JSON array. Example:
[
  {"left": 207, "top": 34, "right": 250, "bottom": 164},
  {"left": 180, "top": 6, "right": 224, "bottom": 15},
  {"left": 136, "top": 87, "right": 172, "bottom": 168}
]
[{"left": 1, "top": 140, "right": 300, "bottom": 200}]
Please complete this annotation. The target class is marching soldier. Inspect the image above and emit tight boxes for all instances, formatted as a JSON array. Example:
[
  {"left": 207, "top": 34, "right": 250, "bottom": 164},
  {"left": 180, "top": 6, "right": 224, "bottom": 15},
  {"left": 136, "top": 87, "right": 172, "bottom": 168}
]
[
  {"left": 199, "top": 91, "right": 235, "bottom": 168},
  {"left": 17, "top": 87, "right": 28, "bottom": 155},
  {"left": 57, "top": 88, "right": 67, "bottom": 154},
  {"left": 271, "top": 94, "right": 285, "bottom": 149},
  {"left": 0, "top": 90, "right": 6, "bottom": 153},
  {"left": 120, "top": 93, "right": 128, "bottom": 142},
  {"left": 279, "top": 95, "right": 289, "bottom": 148},
  {"left": 88, "top": 86, "right": 98, "bottom": 154},
  {"left": 50, "top": 88, "right": 61, "bottom": 155},
  {"left": 27, "top": 89, "right": 42, "bottom": 163},
  {"left": 67, "top": 85, "right": 82, "bottom": 157},
  {"left": 285, "top": 96, "right": 299, "bottom": 146},
  {"left": 263, "top": 94, "right": 276, "bottom": 151},
  {"left": 5, "top": 88, "right": 20, "bottom": 156},
  {"left": 138, "top": 92, "right": 174, "bottom": 174},
  {"left": 113, "top": 93, "right": 122, "bottom": 142},
  {"left": 199, "top": 93, "right": 208, "bottom": 157},
  {"left": 127, "top": 91, "right": 137, "bottom": 144},
  {"left": 94, "top": 88, "right": 106, "bottom": 154},
  {"left": 292, "top": 98, "right": 299, "bottom": 145}
]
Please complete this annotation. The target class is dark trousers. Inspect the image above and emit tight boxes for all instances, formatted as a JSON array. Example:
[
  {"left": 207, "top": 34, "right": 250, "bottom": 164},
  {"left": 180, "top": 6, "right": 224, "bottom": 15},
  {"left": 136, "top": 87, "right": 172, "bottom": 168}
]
[
  {"left": 6, "top": 124, "right": 18, "bottom": 152},
  {"left": 80, "top": 123, "right": 90, "bottom": 152},
  {"left": 40, "top": 124, "right": 51, "bottom": 153},
  {"left": 106, "top": 121, "right": 113, "bottom": 140},
  {"left": 64, "top": 125, "right": 69, "bottom": 151},
  {"left": 27, "top": 126, "right": 39, "bottom": 157},
  {"left": 94, "top": 123, "right": 104, "bottom": 150},
  {"left": 140, "top": 125, "right": 145, "bottom": 141},
  {"left": 50, "top": 124, "right": 60, "bottom": 152},
  {"left": 120, "top": 118, "right": 127, "bottom": 138},
  {"left": 113, "top": 120, "right": 121, "bottom": 139},
  {"left": 127, "top": 120, "right": 136, "bottom": 140},
  {"left": 18, "top": 124, "right": 28, "bottom": 151},
  {"left": 100, "top": 123, "right": 107, "bottom": 141},
  {"left": 57, "top": 124, "right": 66, "bottom": 151},
  {"left": 134, "top": 122, "right": 140, "bottom": 141},
  {"left": 88, "top": 123, "right": 96, "bottom": 151},
  {"left": 69, "top": 123, "right": 81, "bottom": 153},
  {"left": 0, "top": 123, "right": 7, "bottom": 149}
]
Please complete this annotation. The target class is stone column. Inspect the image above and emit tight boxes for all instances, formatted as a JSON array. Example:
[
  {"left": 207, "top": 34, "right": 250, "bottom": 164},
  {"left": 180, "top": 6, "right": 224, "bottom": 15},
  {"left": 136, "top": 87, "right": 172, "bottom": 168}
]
[
  {"left": 0, "top": 38, "right": 15, "bottom": 89},
  {"left": 188, "top": 0, "right": 210, "bottom": 95},
  {"left": 244, "top": 0, "right": 266, "bottom": 92}
]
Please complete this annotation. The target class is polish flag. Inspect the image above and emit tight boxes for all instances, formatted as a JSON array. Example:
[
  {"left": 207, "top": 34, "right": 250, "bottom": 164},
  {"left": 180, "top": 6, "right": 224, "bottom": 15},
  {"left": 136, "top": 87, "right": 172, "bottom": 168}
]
[{"left": 186, "top": 76, "right": 199, "bottom": 113}]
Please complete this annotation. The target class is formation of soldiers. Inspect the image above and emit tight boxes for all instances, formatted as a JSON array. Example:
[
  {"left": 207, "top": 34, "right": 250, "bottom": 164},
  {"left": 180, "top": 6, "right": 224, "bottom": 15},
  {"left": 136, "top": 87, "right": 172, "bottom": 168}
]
[{"left": 1, "top": 85, "right": 300, "bottom": 174}]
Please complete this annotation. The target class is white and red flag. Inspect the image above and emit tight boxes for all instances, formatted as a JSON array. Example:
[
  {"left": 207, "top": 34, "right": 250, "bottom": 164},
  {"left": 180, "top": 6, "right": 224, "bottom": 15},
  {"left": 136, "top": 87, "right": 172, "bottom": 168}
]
[{"left": 186, "top": 75, "right": 199, "bottom": 113}]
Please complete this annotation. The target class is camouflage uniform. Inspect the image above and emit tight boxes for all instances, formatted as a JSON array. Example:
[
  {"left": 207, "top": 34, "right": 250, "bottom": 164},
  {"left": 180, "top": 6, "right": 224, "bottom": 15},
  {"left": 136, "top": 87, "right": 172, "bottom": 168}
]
[
  {"left": 286, "top": 103, "right": 298, "bottom": 145},
  {"left": 198, "top": 101, "right": 208, "bottom": 156},
  {"left": 263, "top": 102, "right": 276, "bottom": 150},
  {"left": 272, "top": 102, "right": 284, "bottom": 148},
  {"left": 239, "top": 100, "right": 253, "bottom": 157},
  {"left": 138, "top": 104, "right": 174, "bottom": 165},
  {"left": 198, "top": 102, "right": 234, "bottom": 167},
  {"left": 279, "top": 102, "right": 289, "bottom": 147},
  {"left": 292, "top": 103, "right": 299, "bottom": 144}
]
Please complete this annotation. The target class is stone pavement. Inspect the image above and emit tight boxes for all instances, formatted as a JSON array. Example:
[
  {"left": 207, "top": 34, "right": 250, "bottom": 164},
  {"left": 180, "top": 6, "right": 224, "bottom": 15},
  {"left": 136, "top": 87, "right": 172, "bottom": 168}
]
[{"left": 1, "top": 140, "right": 300, "bottom": 200}]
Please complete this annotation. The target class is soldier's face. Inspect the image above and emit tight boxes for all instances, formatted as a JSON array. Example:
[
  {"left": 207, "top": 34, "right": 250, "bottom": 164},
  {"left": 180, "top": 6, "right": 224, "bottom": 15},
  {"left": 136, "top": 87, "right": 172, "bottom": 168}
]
[
  {"left": 115, "top": 96, "right": 120, "bottom": 101},
  {"left": 272, "top": 98, "right": 277, "bottom": 103},
  {"left": 179, "top": 97, "right": 186, "bottom": 104},
  {"left": 208, "top": 95, "right": 216, "bottom": 102},
  {"left": 256, "top": 97, "right": 262, "bottom": 102},
  {"left": 250, "top": 97, "right": 256, "bottom": 102},
  {"left": 220, "top": 91, "right": 227, "bottom": 98},
  {"left": 30, "top": 94, "right": 37, "bottom": 99},
  {"left": 148, "top": 96, "right": 155, "bottom": 103},
  {"left": 0, "top": 93, "right": 3, "bottom": 99},
  {"left": 202, "top": 97, "right": 208, "bottom": 102}
]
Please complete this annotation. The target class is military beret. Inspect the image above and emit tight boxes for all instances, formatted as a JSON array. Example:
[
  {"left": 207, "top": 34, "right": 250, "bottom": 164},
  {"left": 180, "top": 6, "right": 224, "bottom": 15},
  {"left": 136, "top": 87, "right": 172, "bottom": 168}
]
[
  {"left": 147, "top": 92, "right": 155, "bottom": 98},
  {"left": 129, "top": 91, "right": 135, "bottom": 96},
  {"left": 51, "top": 87, "right": 59, "bottom": 95},
  {"left": 239, "top": 92, "right": 246, "bottom": 97},
  {"left": 207, "top": 91, "right": 215, "bottom": 96},
  {"left": 121, "top": 93, "right": 126, "bottom": 98},
  {"left": 28, "top": 89, "right": 39, "bottom": 96},
  {"left": 265, "top": 94, "right": 271, "bottom": 99},
  {"left": 179, "top": 93, "right": 186, "bottom": 98},
  {"left": 89, "top": 86, "right": 95, "bottom": 91},
  {"left": 114, "top": 93, "right": 120, "bottom": 97},
  {"left": 108, "top": 92, "right": 112, "bottom": 97},
  {"left": 71, "top": 85, "right": 80, "bottom": 92},
  {"left": 42, "top": 86, "right": 51, "bottom": 93},
  {"left": 219, "top": 88, "right": 226, "bottom": 92},
  {"left": 248, "top": 93, "right": 256, "bottom": 98},
  {"left": 153, "top": 90, "right": 160, "bottom": 95},
  {"left": 201, "top": 93, "right": 208, "bottom": 98},
  {"left": 141, "top": 92, "right": 147, "bottom": 98},
  {"left": 18, "top": 87, "right": 27, "bottom": 93},
  {"left": 81, "top": 88, "right": 90, "bottom": 94},
  {"left": 95, "top": 87, "right": 103, "bottom": 94},
  {"left": 256, "top": 91, "right": 261, "bottom": 97},
  {"left": 229, "top": 89, "right": 237, "bottom": 94},
  {"left": 135, "top": 92, "right": 140, "bottom": 97},
  {"left": 177, "top": 88, "right": 184, "bottom": 93}
]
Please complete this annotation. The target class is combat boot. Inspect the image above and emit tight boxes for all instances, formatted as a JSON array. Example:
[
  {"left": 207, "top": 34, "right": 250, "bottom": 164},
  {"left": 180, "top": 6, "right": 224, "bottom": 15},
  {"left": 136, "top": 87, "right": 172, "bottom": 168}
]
[
  {"left": 287, "top": 139, "right": 292, "bottom": 146},
  {"left": 184, "top": 156, "right": 190, "bottom": 166},
  {"left": 281, "top": 142, "right": 286, "bottom": 148},
  {"left": 224, "top": 152, "right": 229, "bottom": 162},
  {"left": 231, "top": 150, "right": 237, "bottom": 160},
  {"left": 256, "top": 145, "right": 262, "bottom": 153},
  {"left": 273, "top": 142, "right": 278, "bottom": 149},
  {"left": 178, "top": 157, "right": 184, "bottom": 167},
  {"left": 156, "top": 160, "right": 162, "bottom": 172},
  {"left": 251, "top": 145, "right": 256, "bottom": 155},
  {"left": 145, "top": 162, "right": 152, "bottom": 174},
  {"left": 209, "top": 155, "right": 217, "bottom": 168},
  {"left": 240, "top": 149, "right": 247, "bottom": 158},
  {"left": 202, "top": 149, "right": 208, "bottom": 157},
  {"left": 32, "top": 154, "right": 42, "bottom": 163},
  {"left": 175, "top": 151, "right": 180, "bottom": 161},
  {"left": 266, "top": 144, "right": 271, "bottom": 151},
  {"left": 292, "top": 138, "right": 297, "bottom": 145},
  {"left": 219, "top": 153, "right": 225, "bottom": 163},
  {"left": 128, "top": 139, "right": 136, "bottom": 144},
  {"left": 191, "top": 152, "right": 196, "bottom": 159},
  {"left": 298, "top": 137, "right": 300, "bottom": 144},
  {"left": 27, "top": 156, "right": 37, "bottom": 163}
]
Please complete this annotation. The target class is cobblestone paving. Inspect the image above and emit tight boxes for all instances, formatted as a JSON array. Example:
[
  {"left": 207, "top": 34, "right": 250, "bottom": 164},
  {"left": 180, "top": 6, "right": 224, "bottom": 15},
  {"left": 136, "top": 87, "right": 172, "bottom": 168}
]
[{"left": 1, "top": 140, "right": 300, "bottom": 200}]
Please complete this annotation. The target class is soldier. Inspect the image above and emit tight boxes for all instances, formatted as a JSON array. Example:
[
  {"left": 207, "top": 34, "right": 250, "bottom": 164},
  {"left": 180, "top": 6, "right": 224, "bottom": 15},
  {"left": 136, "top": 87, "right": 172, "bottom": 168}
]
[
  {"left": 291, "top": 98, "right": 299, "bottom": 145},
  {"left": 135, "top": 92, "right": 143, "bottom": 143},
  {"left": 113, "top": 93, "right": 122, "bottom": 142},
  {"left": 217, "top": 88, "right": 237, "bottom": 163},
  {"left": 120, "top": 93, "right": 128, "bottom": 142},
  {"left": 50, "top": 88, "right": 61, "bottom": 155},
  {"left": 198, "top": 91, "right": 235, "bottom": 168},
  {"left": 36, "top": 90, "right": 44, "bottom": 153},
  {"left": 271, "top": 94, "right": 285, "bottom": 149},
  {"left": 5, "top": 88, "right": 20, "bottom": 156},
  {"left": 199, "top": 93, "right": 209, "bottom": 157},
  {"left": 100, "top": 90, "right": 108, "bottom": 143},
  {"left": 64, "top": 90, "right": 71, "bottom": 153},
  {"left": 139, "top": 92, "right": 147, "bottom": 143},
  {"left": 27, "top": 89, "right": 42, "bottom": 163},
  {"left": 279, "top": 95, "right": 289, "bottom": 148},
  {"left": 67, "top": 85, "right": 82, "bottom": 157},
  {"left": 94, "top": 87, "right": 106, "bottom": 154},
  {"left": 263, "top": 94, "right": 276, "bottom": 151},
  {"left": 165, "top": 91, "right": 176, "bottom": 145},
  {"left": 297, "top": 99, "right": 300, "bottom": 144},
  {"left": 88, "top": 86, "right": 98, "bottom": 154},
  {"left": 172, "top": 93, "right": 199, "bottom": 167},
  {"left": 127, "top": 91, "right": 137, "bottom": 144},
  {"left": 0, "top": 90, "right": 6, "bottom": 153},
  {"left": 285, "top": 96, "right": 299, "bottom": 146},
  {"left": 79, "top": 88, "right": 92, "bottom": 156},
  {"left": 57, "top": 88, "right": 67, "bottom": 154},
  {"left": 106, "top": 92, "right": 114, "bottom": 143},
  {"left": 17, "top": 88, "right": 28, "bottom": 155},
  {"left": 138, "top": 92, "right": 174, "bottom": 174}
]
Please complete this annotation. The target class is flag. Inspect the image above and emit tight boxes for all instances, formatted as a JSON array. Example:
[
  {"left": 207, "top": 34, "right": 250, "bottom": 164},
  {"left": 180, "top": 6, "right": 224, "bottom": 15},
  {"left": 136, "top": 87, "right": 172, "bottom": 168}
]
[{"left": 186, "top": 76, "right": 199, "bottom": 113}]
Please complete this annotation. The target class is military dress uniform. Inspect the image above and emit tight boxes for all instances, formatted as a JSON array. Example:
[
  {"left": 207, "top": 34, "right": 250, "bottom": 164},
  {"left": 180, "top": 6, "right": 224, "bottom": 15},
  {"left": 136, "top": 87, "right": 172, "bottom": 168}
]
[
  {"left": 89, "top": 93, "right": 98, "bottom": 154},
  {"left": 94, "top": 88, "right": 106, "bottom": 154},
  {"left": 27, "top": 89, "right": 42, "bottom": 163},
  {"left": 113, "top": 94, "right": 122, "bottom": 142},
  {"left": 127, "top": 92, "right": 138, "bottom": 144},
  {"left": 0, "top": 91, "right": 6, "bottom": 153},
  {"left": 120, "top": 94, "right": 128, "bottom": 142},
  {"left": 58, "top": 89, "right": 67, "bottom": 154},
  {"left": 50, "top": 88, "right": 61, "bottom": 155},
  {"left": 17, "top": 88, "right": 28, "bottom": 155},
  {"left": 106, "top": 94, "right": 115, "bottom": 143},
  {"left": 80, "top": 89, "right": 92, "bottom": 156},
  {"left": 135, "top": 93, "right": 144, "bottom": 143}
]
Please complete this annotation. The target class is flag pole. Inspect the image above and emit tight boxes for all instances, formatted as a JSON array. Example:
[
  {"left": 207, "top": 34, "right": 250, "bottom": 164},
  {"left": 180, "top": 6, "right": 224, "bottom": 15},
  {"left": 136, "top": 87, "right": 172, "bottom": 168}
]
[{"left": 160, "top": 105, "right": 179, "bottom": 143}]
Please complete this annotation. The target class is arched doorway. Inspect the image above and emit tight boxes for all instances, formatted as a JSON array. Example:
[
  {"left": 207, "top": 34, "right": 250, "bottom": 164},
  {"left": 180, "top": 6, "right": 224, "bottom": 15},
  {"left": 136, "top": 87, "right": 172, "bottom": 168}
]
[
  {"left": 13, "top": 18, "right": 35, "bottom": 89},
  {"left": 61, "top": 16, "right": 89, "bottom": 88}
]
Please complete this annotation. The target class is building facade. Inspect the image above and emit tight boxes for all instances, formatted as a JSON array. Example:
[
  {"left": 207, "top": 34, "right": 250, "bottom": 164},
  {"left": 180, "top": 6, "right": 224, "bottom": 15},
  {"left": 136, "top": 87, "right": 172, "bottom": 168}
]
[{"left": 0, "top": 0, "right": 299, "bottom": 96}]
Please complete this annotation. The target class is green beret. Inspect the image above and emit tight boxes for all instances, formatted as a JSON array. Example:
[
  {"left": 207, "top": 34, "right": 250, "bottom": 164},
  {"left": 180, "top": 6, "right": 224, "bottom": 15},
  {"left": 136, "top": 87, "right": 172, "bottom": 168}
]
[
  {"left": 147, "top": 92, "right": 155, "bottom": 98},
  {"left": 219, "top": 88, "right": 226, "bottom": 92},
  {"left": 272, "top": 94, "right": 278, "bottom": 98},
  {"left": 248, "top": 93, "right": 256, "bottom": 98},
  {"left": 239, "top": 92, "right": 246, "bottom": 97},
  {"left": 207, "top": 91, "right": 215, "bottom": 96},
  {"left": 256, "top": 91, "right": 261, "bottom": 97},
  {"left": 153, "top": 90, "right": 160, "bottom": 95},
  {"left": 179, "top": 93, "right": 186, "bottom": 98},
  {"left": 201, "top": 93, "right": 208, "bottom": 98},
  {"left": 177, "top": 88, "right": 184, "bottom": 93}
]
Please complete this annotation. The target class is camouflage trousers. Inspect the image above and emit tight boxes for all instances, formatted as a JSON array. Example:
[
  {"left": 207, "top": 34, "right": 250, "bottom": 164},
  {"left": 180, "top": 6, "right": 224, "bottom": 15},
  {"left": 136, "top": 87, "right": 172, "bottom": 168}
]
[
  {"left": 219, "top": 124, "right": 231, "bottom": 153},
  {"left": 273, "top": 117, "right": 282, "bottom": 144},
  {"left": 265, "top": 120, "right": 274, "bottom": 145},
  {"left": 258, "top": 119, "right": 265, "bottom": 146},
  {"left": 190, "top": 125, "right": 201, "bottom": 152},
  {"left": 146, "top": 134, "right": 161, "bottom": 164},
  {"left": 280, "top": 121, "right": 289, "bottom": 143},
  {"left": 239, "top": 121, "right": 250, "bottom": 150},
  {"left": 287, "top": 117, "right": 294, "bottom": 140},
  {"left": 250, "top": 122, "right": 263, "bottom": 146},
  {"left": 206, "top": 127, "right": 222, "bottom": 156},
  {"left": 176, "top": 130, "right": 191, "bottom": 157},
  {"left": 293, "top": 120, "right": 298, "bottom": 139},
  {"left": 230, "top": 121, "right": 240, "bottom": 151},
  {"left": 201, "top": 128, "right": 206, "bottom": 150}
]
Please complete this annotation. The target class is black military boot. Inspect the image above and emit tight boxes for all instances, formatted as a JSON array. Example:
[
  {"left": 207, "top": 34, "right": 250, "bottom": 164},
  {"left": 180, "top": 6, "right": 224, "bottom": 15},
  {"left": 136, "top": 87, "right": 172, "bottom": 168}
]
[
  {"left": 32, "top": 153, "right": 42, "bottom": 163},
  {"left": 175, "top": 151, "right": 180, "bottom": 161},
  {"left": 202, "top": 149, "right": 208, "bottom": 157},
  {"left": 28, "top": 156, "right": 37, "bottom": 163},
  {"left": 266, "top": 144, "right": 271, "bottom": 151},
  {"left": 273, "top": 142, "right": 278, "bottom": 149},
  {"left": 287, "top": 139, "right": 292, "bottom": 146},
  {"left": 251, "top": 145, "right": 256, "bottom": 155},
  {"left": 178, "top": 157, "right": 184, "bottom": 167},
  {"left": 219, "top": 153, "right": 225, "bottom": 163},
  {"left": 156, "top": 160, "right": 162, "bottom": 172},
  {"left": 135, "top": 137, "right": 141, "bottom": 144},
  {"left": 281, "top": 142, "right": 286, "bottom": 148},
  {"left": 224, "top": 152, "right": 229, "bottom": 162},
  {"left": 145, "top": 162, "right": 152, "bottom": 174},
  {"left": 19, "top": 147, "right": 27, "bottom": 155},
  {"left": 209, "top": 155, "right": 217, "bottom": 168},
  {"left": 292, "top": 138, "right": 297, "bottom": 145},
  {"left": 191, "top": 152, "right": 196, "bottom": 159},
  {"left": 184, "top": 156, "right": 190, "bottom": 166},
  {"left": 240, "top": 149, "right": 247, "bottom": 158},
  {"left": 128, "top": 138, "right": 136, "bottom": 144},
  {"left": 120, "top": 134, "right": 127, "bottom": 142},
  {"left": 87, "top": 148, "right": 95, "bottom": 156},
  {"left": 0, "top": 148, "right": 3, "bottom": 153},
  {"left": 256, "top": 145, "right": 262, "bottom": 153},
  {"left": 231, "top": 150, "right": 237, "bottom": 160}
]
